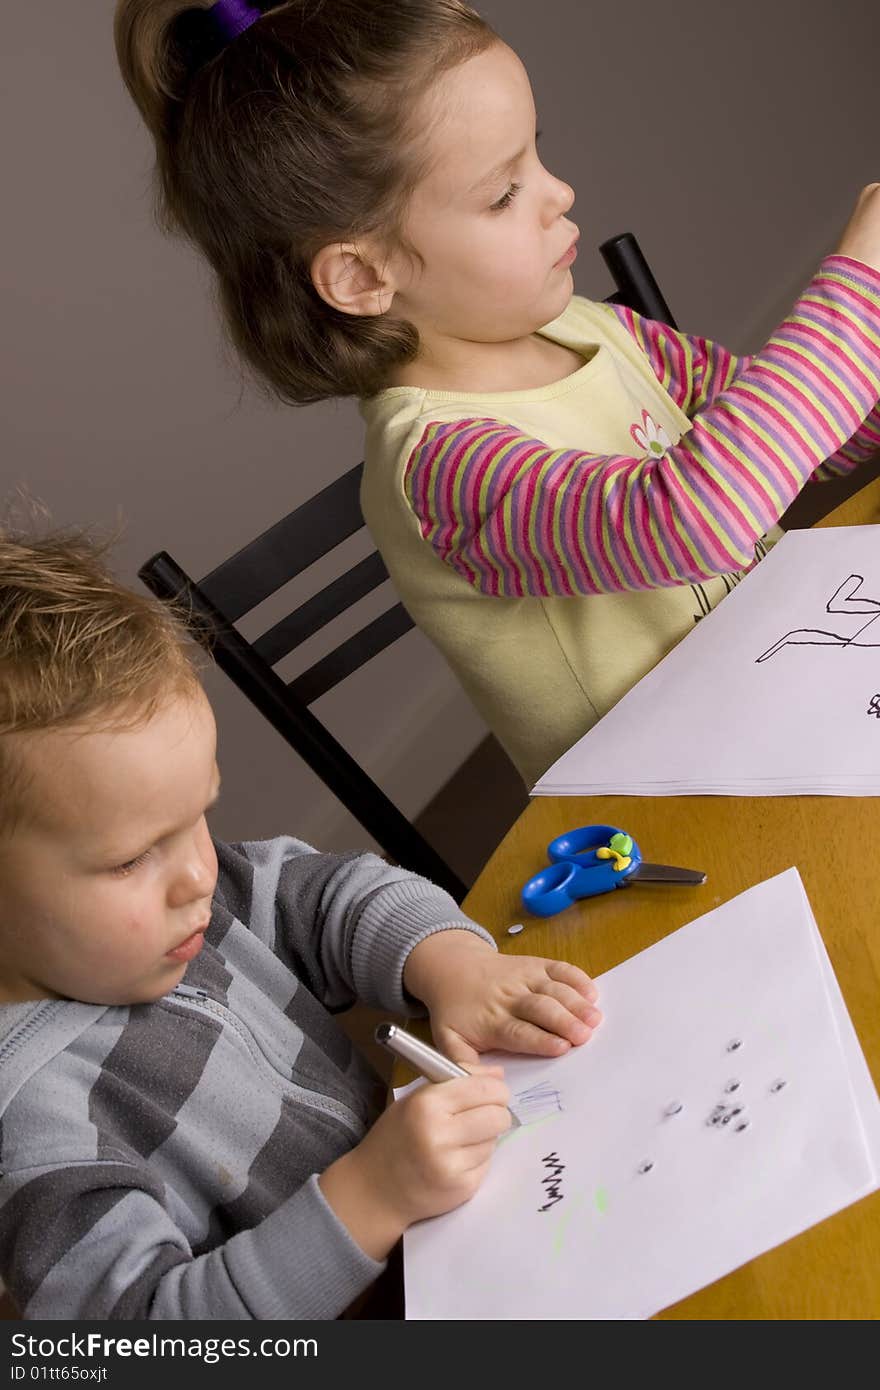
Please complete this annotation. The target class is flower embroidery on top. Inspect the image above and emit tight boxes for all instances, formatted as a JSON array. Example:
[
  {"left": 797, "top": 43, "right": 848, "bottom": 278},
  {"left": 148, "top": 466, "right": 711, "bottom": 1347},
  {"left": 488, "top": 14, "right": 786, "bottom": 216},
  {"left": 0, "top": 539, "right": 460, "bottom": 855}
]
[{"left": 631, "top": 409, "right": 673, "bottom": 458}]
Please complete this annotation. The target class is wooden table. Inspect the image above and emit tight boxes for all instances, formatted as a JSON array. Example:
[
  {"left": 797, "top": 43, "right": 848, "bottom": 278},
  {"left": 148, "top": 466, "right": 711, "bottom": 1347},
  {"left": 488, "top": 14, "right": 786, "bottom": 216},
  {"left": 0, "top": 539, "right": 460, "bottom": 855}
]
[{"left": 455, "top": 476, "right": 880, "bottom": 1319}]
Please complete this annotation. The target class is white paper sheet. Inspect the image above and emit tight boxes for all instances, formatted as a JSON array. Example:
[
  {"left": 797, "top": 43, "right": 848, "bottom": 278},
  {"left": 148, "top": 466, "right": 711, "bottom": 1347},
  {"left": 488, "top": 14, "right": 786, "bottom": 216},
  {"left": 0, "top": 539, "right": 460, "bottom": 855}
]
[
  {"left": 532, "top": 527, "right": 880, "bottom": 796},
  {"left": 401, "top": 870, "right": 880, "bottom": 1320}
]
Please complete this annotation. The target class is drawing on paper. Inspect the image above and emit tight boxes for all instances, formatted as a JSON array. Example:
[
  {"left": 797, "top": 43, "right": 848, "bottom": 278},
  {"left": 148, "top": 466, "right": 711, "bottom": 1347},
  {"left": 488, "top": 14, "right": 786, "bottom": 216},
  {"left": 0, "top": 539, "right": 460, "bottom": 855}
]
[
  {"left": 755, "top": 574, "right": 880, "bottom": 663},
  {"left": 706, "top": 1101, "right": 745, "bottom": 1128},
  {"left": 538, "top": 1151, "right": 566, "bottom": 1212},
  {"left": 402, "top": 871, "right": 880, "bottom": 1324},
  {"left": 514, "top": 1080, "right": 565, "bottom": 1125}
]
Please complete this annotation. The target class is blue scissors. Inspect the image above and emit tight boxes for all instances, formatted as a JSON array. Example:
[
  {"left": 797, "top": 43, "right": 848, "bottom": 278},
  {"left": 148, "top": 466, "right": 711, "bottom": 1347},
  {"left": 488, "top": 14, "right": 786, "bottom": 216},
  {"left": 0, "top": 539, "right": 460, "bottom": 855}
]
[{"left": 521, "top": 824, "right": 706, "bottom": 918}]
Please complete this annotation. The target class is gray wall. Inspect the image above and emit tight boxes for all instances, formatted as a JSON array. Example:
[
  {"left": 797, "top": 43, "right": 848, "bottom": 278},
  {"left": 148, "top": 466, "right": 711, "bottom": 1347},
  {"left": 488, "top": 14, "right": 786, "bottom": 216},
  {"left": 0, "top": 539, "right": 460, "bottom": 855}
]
[{"left": 2, "top": 0, "right": 878, "bottom": 849}]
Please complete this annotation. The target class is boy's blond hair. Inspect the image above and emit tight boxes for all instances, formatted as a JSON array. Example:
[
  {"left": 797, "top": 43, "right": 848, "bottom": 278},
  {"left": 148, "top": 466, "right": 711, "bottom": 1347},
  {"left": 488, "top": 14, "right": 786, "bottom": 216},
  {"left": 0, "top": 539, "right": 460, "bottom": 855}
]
[{"left": 0, "top": 527, "right": 204, "bottom": 836}]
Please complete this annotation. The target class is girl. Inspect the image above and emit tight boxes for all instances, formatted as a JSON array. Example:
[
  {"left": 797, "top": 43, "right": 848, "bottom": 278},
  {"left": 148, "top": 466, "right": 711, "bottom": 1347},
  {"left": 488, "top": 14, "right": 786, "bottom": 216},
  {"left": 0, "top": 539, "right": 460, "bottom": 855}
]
[{"left": 115, "top": 0, "right": 880, "bottom": 785}]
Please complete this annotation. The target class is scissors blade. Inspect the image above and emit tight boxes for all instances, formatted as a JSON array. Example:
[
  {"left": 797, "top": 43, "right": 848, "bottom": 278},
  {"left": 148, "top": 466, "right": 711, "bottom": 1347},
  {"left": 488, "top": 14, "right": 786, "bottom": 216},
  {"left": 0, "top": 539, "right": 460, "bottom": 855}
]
[{"left": 631, "top": 863, "right": 706, "bottom": 885}]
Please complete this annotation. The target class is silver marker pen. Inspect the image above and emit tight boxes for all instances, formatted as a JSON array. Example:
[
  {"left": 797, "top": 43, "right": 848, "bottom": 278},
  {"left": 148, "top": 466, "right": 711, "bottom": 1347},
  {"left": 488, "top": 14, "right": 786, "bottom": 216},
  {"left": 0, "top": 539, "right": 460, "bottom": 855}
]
[{"left": 375, "top": 1023, "right": 521, "bottom": 1129}]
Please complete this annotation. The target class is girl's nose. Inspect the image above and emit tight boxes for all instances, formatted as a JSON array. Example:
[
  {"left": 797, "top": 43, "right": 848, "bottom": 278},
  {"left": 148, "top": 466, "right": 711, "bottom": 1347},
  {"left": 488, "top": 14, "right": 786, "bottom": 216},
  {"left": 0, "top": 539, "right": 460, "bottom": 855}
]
[
  {"left": 543, "top": 172, "right": 575, "bottom": 224},
  {"left": 557, "top": 178, "right": 575, "bottom": 215}
]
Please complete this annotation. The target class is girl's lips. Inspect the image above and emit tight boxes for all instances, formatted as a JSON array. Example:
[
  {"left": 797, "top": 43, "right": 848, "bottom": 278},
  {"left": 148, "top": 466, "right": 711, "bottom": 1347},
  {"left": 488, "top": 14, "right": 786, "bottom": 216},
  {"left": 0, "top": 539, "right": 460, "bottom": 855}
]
[
  {"left": 166, "top": 930, "right": 206, "bottom": 963},
  {"left": 554, "top": 239, "right": 579, "bottom": 268}
]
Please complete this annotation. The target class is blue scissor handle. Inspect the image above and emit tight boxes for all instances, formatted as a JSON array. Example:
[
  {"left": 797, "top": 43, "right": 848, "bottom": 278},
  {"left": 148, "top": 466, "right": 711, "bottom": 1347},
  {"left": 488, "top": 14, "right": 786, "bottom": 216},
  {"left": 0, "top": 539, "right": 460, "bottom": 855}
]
[{"left": 521, "top": 824, "right": 642, "bottom": 917}]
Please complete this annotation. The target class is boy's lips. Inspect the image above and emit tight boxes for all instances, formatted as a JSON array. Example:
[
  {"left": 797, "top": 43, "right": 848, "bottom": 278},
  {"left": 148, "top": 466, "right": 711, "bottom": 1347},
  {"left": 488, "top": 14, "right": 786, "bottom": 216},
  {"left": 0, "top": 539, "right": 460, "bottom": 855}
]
[{"left": 166, "top": 926, "right": 208, "bottom": 962}]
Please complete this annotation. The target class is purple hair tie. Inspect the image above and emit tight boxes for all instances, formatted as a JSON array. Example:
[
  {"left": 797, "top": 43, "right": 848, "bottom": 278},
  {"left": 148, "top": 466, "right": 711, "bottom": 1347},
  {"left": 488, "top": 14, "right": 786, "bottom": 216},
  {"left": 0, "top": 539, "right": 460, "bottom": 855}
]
[{"left": 208, "top": 0, "right": 263, "bottom": 43}]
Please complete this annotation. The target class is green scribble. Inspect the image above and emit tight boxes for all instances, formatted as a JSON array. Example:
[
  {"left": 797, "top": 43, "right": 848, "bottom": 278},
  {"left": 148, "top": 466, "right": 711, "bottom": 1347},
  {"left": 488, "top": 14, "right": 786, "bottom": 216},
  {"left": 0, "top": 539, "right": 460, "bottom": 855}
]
[
  {"left": 550, "top": 1189, "right": 607, "bottom": 1257},
  {"left": 551, "top": 1193, "right": 584, "bottom": 1258},
  {"left": 552, "top": 1206, "right": 575, "bottom": 1256}
]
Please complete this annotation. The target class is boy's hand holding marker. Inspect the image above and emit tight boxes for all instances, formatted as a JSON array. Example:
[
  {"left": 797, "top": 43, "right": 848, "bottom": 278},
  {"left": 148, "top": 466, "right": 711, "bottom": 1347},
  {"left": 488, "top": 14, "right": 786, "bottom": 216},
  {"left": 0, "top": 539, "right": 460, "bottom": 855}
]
[
  {"left": 320, "top": 1063, "right": 511, "bottom": 1260},
  {"left": 320, "top": 931, "right": 600, "bottom": 1259}
]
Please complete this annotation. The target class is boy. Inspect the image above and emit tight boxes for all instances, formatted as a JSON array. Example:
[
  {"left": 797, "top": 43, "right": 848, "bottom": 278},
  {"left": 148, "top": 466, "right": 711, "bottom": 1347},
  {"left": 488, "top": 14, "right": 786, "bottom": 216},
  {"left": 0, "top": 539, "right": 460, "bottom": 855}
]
[{"left": 0, "top": 529, "right": 601, "bottom": 1320}]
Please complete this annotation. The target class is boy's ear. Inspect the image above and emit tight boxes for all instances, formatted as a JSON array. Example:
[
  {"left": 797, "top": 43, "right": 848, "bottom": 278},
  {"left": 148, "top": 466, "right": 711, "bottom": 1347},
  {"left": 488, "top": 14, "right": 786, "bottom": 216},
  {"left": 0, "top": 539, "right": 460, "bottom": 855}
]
[{"left": 310, "top": 242, "right": 397, "bottom": 317}]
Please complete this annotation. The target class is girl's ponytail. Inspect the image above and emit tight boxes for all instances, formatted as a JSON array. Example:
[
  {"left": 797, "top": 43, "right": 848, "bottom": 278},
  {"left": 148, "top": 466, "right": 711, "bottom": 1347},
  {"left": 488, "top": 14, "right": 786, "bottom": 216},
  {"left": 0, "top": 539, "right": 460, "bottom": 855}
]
[
  {"left": 113, "top": 2, "right": 496, "bottom": 402},
  {"left": 114, "top": 1, "right": 209, "bottom": 146},
  {"left": 115, "top": 0, "right": 245, "bottom": 232}
]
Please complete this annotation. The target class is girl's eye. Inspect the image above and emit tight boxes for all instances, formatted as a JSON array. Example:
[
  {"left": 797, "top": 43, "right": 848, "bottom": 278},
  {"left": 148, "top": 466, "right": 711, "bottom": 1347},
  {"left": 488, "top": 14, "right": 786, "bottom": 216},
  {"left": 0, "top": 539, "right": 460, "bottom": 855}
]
[
  {"left": 490, "top": 182, "right": 523, "bottom": 213},
  {"left": 113, "top": 850, "right": 152, "bottom": 877}
]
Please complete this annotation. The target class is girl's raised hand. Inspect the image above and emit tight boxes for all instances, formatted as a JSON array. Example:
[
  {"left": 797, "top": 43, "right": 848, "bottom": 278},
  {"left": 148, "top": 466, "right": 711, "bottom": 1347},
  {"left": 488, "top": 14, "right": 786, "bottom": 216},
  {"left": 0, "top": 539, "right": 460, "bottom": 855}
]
[{"left": 835, "top": 183, "right": 880, "bottom": 274}]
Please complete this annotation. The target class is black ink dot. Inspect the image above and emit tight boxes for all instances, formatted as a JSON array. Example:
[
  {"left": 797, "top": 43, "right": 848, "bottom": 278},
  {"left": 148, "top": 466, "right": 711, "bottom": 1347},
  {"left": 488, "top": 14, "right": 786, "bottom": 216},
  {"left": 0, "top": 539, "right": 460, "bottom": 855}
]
[
  {"left": 726, "top": 1039, "right": 743, "bottom": 1052},
  {"left": 637, "top": 1160, "right": 654, "bottom": 1174},
  {"left": 724, "top": 1079, "right": 740, "bottom": 1093},
  {"left": 664, "top": 1101, "right": 683, "bottom": 1117},
  {"left": 734, "top": 1120, "right": 749, "bottom": 1132},
  {"left": 770, "top": 1079, "right": 787, "bottom": 1093}
]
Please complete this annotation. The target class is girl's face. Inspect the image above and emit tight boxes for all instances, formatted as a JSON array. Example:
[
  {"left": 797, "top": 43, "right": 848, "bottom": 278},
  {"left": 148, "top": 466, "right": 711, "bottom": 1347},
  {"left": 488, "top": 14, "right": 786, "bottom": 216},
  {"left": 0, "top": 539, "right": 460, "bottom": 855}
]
[{"left": 387, "top": 41, "right": 579, "bottom": 358}]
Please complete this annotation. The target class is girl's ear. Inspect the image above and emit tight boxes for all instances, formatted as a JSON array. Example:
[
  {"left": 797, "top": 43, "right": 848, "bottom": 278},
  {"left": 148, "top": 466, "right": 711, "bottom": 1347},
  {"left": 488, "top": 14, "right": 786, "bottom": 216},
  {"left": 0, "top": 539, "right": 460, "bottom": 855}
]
[{"left": 310, "top": 242, "right": 397, "bottom": 317}]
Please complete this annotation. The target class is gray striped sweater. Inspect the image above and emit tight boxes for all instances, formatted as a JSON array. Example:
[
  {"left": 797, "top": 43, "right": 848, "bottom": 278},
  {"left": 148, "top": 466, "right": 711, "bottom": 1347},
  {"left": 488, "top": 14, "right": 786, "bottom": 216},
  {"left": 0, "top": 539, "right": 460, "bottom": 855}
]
[{"left": 0, "top": 837, "right": 493, "bottom": 1319}]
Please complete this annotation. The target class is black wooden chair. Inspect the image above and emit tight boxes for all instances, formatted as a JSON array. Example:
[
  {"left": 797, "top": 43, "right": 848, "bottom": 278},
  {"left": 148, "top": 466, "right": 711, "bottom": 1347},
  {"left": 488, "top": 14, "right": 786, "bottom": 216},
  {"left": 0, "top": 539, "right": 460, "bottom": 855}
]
[
  {"left": 599, "top": 231, "right": 677, "bottom": 328},
  {"left": 139, "top": 232, "right": 674, "bottom": 904}
]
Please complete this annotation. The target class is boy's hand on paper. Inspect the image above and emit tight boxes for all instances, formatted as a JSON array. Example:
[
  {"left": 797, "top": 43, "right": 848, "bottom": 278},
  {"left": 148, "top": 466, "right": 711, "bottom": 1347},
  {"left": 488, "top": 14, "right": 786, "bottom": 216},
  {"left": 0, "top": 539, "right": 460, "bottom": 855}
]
[
  {"left": 318, "top": 1067, "right": 510, "bottom": 1259},
  {"left": 404, "top": 930, "right": 602, "bottom": 1065},
  {"left": 835, "top": 183, "right": 880, "bottom": 274}
]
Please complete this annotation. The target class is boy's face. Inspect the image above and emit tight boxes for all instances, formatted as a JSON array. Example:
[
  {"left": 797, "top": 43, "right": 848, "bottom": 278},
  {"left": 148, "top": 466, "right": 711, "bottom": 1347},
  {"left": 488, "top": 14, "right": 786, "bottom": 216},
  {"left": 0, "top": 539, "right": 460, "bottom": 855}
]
[
  {"left": 387, "top": 41, "right": 580, "bottom": 359},
  {"left": 0, "top": 687, "right": 220, "bottom": 1007}
]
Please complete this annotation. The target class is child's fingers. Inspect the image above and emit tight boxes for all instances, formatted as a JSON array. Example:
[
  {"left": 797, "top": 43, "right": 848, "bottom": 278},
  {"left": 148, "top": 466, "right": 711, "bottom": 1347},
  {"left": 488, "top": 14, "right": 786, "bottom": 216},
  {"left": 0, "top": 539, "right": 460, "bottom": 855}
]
[
  {"left": 440, "top": 1072, "right": 510, "bottom": 1114},
  {"left": 544, "top": 959, "right": 599, "bottom": 1003},
  {"left": 532, "top": 977, "right": 603, "bottom": 1025},
  {"left": 494, "top": 1016, "right": 573, "bottom": 1056},
  {"left": 449, "top": 1103, "right": 512, "bottom": 1148},
  {"left": 511, "top": 992, "right": 600, "bottom": 1049},
  {"left": 519, "top": 989, "right": 598, "bottom": 1041}
]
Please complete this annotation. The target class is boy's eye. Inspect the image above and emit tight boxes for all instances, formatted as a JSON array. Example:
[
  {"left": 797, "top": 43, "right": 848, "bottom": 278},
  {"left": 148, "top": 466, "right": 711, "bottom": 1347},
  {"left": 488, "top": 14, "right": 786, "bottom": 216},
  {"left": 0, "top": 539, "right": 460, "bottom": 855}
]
[
  {"left": 490, "top": 181, "right": 523, "bottom": 213},
  {"left": 113, "top": 850, "right": 152, "bottom": 876}
]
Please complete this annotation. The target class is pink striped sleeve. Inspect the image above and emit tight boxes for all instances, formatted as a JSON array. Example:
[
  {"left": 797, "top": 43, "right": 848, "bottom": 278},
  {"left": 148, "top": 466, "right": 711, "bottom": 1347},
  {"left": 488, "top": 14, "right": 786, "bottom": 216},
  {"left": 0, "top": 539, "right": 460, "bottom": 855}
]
[
  {"left": 605, "top": 258, "right": 880, "bottom": 482},
  {"left": 403, "top": 256, "right": 880, "bottom": 598}
]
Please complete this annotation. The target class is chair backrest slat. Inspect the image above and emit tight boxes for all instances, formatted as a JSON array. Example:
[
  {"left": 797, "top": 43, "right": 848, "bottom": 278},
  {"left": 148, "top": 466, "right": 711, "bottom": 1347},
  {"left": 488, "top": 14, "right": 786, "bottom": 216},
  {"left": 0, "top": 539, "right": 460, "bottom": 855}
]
[
  {"left": 200, "top": 463, "right": 365, "bottom": 620},
  {"left": 254, "top": 552, "right": 390, "bottom": 667},
  {"left": 139, "top": 550, "right": 465, "bottom": 894},
  {"left": 288, "top": 603, "right": 414, "bottom": 706}
]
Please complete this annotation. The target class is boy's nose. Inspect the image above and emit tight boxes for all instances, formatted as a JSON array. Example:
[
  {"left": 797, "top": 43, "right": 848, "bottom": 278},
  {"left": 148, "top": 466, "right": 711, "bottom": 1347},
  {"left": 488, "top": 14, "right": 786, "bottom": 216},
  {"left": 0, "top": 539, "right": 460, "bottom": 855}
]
[{"left": 169, "top": 838, "right": 217, "bottom": 906}]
